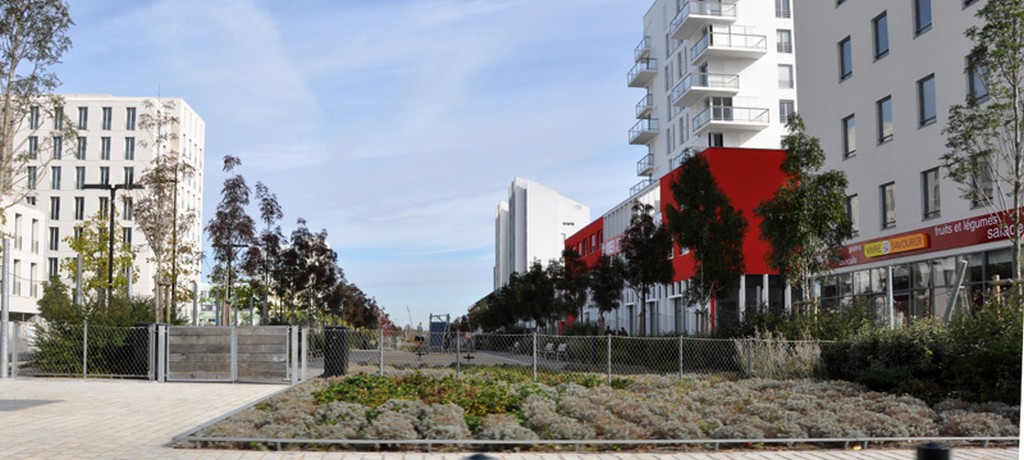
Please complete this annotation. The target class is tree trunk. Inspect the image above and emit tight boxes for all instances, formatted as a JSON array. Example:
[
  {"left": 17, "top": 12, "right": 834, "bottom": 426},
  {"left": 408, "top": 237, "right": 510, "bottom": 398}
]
[{"left": 638, "top": 288, "right": 647, "bottom": 337}]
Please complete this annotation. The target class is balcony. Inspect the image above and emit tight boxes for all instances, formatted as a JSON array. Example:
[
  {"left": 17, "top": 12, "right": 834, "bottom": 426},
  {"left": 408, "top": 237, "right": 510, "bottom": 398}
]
[
  {"left": 670, "top": 1, "right": 738, "bottom": 40},
  {"left": 630, "top": 179, "right": 654, "bottom": 197},
  {"left": 636, "top": 154, "right": 654, "bottom": 177},
  {"left": 627, "top": 58, "right": 658, "bottom": 88},
  {"left": 628, "top": 118, "right": 659, "bottom": 145},
  {"left": 690, "top": 32, "right": 767, "bottom": 64},
  {"left": 635, "top": 94, "right": 653, "bottom": 119},
  {"left": 634, "top": 36, "right": 651, "bottom": 62},
  {"left": 670, "top": 146, "right": 706, "bottom": 169},
  {"left": 671, "top": 72, "right": 739, "bottom": 107},
  {"left": 692, "top": 106, "right": 769, "bottom": 134}
]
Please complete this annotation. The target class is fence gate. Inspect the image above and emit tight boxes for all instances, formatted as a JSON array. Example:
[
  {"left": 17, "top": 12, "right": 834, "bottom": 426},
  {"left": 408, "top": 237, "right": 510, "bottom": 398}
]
[{"left": 164, "top": 325, "right": 298, "bottom": 384}]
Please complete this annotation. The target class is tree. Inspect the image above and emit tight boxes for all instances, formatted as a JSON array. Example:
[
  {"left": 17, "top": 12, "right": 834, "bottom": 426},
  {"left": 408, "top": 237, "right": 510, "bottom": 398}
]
[
  {"left": 205, "top": 155, "right": 257, "bottom": 325},
  {"left": 134, "top": 99, "right": 198, "bottom": 322},
  {"left": 942, "top": 0, "right": 1024, "bottom": 290},
  {"left": 274, "top": 218, "right": 341, "bottom": 324},
  {"left": 0, "top": 0, "right": 73, "bottom": 204},
  {"left": 620, "top": 201, "right": 674, "bottom": 336},
  {"left": 250, "top": 181, "right": 284, "bottom": 323},
  {"left": 588, "top": 253, "right": 625, "bottom": 327},
  {"left": 666, "top": 154, "right": 747, "bottom": 314},
  {"left": 61, "top": 211, "right": 138, "bottom": 303},
  {"left": 756, "top": 115, "right": 852, "bottom": 313},
  {"left": 555, "top": 248, "right": 590, "bottom": 322}
]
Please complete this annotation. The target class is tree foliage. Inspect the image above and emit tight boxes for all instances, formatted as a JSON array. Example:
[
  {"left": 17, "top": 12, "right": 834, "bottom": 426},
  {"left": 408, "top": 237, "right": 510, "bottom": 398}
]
[
  {"left": 60, "top": 211, "right": 138, "bottom": 302},
  {"left": 620, "top": 201, "right": 674, "bottom": 336},
  {"left": 756, "top": 115, "right": 852, "bottom": 311},
  {"left": 555, "top": 248, "right": 589, "bottom": 321},
  {"left": 941, "top": 0, "right": 1024, "bottom": 285},
  {"left": 666, "top": 154, "right": 747, "bottom": 309},
  {"left": 250, "top": 181, "right": 284, "bottom": 323},
  {"left": 205, "top": 155, "right": 257, "bottom": 324},
  {"left": 588, "top": 253, "right": 624, "bottom": 325},
  {"left": 274, "top": 218, "right": 341, "bottom": 323},
  {"left": 0, "top": 0, "right": 73, "bottom": 200}
]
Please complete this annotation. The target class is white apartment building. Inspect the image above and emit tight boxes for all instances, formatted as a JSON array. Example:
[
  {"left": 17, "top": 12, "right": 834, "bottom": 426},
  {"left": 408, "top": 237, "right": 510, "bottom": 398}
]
[
  {"left": 2, "top": 202, "right": 47, "bottom": 320},
  {"left": 11, "top": 95, "right": 205, "bottom": 314},
  {"left": 494, "top": 177, "right": 590, "bottom": 289},
  {"left": 628, "top": 0, "right": 796, "bottom": 189},
  {"left": 794, "top": 0, "right": 998, "bottom": 323}
]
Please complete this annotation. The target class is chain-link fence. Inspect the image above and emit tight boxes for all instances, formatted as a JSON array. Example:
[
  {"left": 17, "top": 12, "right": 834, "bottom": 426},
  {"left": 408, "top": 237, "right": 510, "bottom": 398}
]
[
  {"left": 7, "top": 321, "right": 151, "bottom": 378},
  {"left": 307, "top": 330, "right": 835, "bottom": 381}
]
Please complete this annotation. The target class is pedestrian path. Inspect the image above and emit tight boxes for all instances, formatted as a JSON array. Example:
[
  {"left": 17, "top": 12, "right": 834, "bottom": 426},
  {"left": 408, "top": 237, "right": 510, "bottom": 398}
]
[{"left": 0, "top": 378, "right": 1017, "bottom": 459}]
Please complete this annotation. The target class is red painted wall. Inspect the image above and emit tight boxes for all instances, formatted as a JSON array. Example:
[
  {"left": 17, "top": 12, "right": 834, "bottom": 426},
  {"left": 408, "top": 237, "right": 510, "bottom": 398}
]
[
  {"left": 660, "top": 147, "right": 788, "bottom": 282},
  {"left": 564, "top": 218, "right": 604, "bottom": 268}
]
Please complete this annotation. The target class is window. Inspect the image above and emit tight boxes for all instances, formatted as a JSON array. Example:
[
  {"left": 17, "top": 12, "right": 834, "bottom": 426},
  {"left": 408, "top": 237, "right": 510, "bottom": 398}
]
[
  {"left": 50, "top": 166, "right": 60, "bottom": 190},
  {"left": 49, "top": 196, "right": 59, "bottom": 220},
  {"left": 29, "top": 106, "right": 39, "bottom": 129},
  {"left": 846, "top": 194, "right": 859, "bottom": 234},
  {"left": 922, "top": 168, "right": 941, "bottom": 218},
  {"left": 914, "top": 0, "right": 932, "bottom": 35},
  {"left": 27, "top": 136, "right": 37, "bottom": 159},
  {"left": 779, "top": 100, "right": 795, "bottom": 123},
  {"left": 48, "top": 227, "right": 58, "bottom": 251},
  {"left": 708, "top": 132, "right": 724, "bottom": 147},
  {"left": 77, "top": 107, "right": 88, "bottom": 130},
  {"left": 842, "top": 115, "right": 857, "bottom": 157},
  {"left": 777, "top": 30, "right": 792, "bottom": 53},
  {"left": 838, "top": 37, "right": 853, "bottom": 80},
  {"left": 124, "top": 137, "right": 135, "bottom": 160},
  {"left": 881, "top": 183, "right": 896, "bottom": 228},
  {"left": 918, "top": 74, "right": 936, "bottom": 126},
  {"left": 125, "top": 107, "right": 136, "bottom": 130},
  {"left": 122, "top": 228, "right": 132, "bottom": 250},
  {"left": 76, "top": 136, "right": 86, "bottom": 160},
  {"left": 968, "top": 61, "right": 989, "bottom": 103},
  {"left": 25, "top": 196, "right": 34, "bottom": 206},
  {"left": 98, "top": 196, "right": 108, "bottom": 219},
  {"left": 48, "top": 258, "right": 58, "bottom": 278},
  {"left": 964, "top": 0, "right": 980, "bottom": 6},
  {"left": 775, "top": 0, "right": 791, "bottom": 18},
  {"left": 873, "top": 12, "right": 889, "bottom": 59},
  {"left": 99, "top": 166, "right": 109, "bottom": 185},
  {"left": 123, "top": 166, "right": 134, "bottom": 185},
  {"left": 26, "top": 166, "right": 36, "bottom": 190},
  {"left": 778, "top": 64, "right": 794, "bottom": 88},
  {"left": 100, "top": 137, "right": 111, "bottom": 160},
  {"left": 101, "top": 107, "right": 112, "bottom": 130},
  {"left": 75, "top": 166, "right": 84, "bottom": 189},
  {"left": 52, "top": 136, "right": 62, "bottom": 159},
  {"left": 74, "top": 196, "right": 84, "bottom": 220},
  {"left": 877, "top": 96, "right": 893, "bottom": 143},
  {"left": 123, "top": 196, "right": 133, "bottom": 221},
  {"left": 53, "top": 106, "right": 63, "bottom": 130}
]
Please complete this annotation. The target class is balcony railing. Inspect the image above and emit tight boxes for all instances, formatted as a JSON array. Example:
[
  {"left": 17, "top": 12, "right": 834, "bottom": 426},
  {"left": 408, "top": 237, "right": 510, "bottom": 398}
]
[
  {"left": 670, "top": 1, "right": 738, "bottom": 39},
  {"left": 630, "top": 179, "right": 654, "bottom": 197},
  {"left": 690, "top": 32, "right": 767, "bottom": 63},
  {"left": 671, "top": 72, "right": 739, "bottom": 105},
  {"left": 692, "top": 106, "right": 769, "bottom": 132},
  {"left": 634, "top": 36, "right": 651, "bottom": 61},
  {"left": 636, "top": 154, "right": 654, "bottom": 176},
  {"left": 628, "top": 118, "right": 659, "bottom": 144},
  {"left": 635, "top": 94, "right": 653, "bottom": 118},
  {"left": 670, "top": 146, "right": 707, "bottom": 169},
  {"left": 627, "top": 58, "right": 658, "bottom": 87}
]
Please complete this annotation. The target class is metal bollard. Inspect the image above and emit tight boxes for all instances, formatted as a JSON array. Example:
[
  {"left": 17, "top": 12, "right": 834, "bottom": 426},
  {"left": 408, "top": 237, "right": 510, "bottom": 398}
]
[
  {"left": 464, "top": 454, "right": 497, "bottom": 460},
  {"left": 916, "top": 442, "right": 949, "bottom": 460}
]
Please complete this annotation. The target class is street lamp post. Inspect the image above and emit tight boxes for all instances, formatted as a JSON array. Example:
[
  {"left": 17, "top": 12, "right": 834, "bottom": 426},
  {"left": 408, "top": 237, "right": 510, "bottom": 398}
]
[{"left": 82, "top": 182, "right": 143, "bottom": 306}]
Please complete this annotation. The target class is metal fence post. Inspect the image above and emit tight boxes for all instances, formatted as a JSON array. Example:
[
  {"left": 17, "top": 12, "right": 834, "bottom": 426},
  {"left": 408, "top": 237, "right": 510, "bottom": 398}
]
[
  {"left": 606, "top": 334, "right": 612, "bottom": 384},
  {"left": 290, "top": 326, "right": 299, "bottom": 385},
  {"left": 531, "top": 332, "right": 537, "bottom": 382},
  {"left": 747, "top": 338, "right": 754, "bottom": 378},
  {"left": 148, "top": 324, "right": 155, "bottom": 381},
  {"left": 678, "top": 335, "right": 684, "bottom": 380},
  {"left": 82, "top": 320, "right": 88, "bottom": 379},
  {"left": 230, "top": 325, "right": 238, "bottom": 383},
  {"left": 456, "top": 332, "right": 461, "bottom": 376},
  {"left": 301, "top": 327, "right": 308, "bottom": 381},
  {"left": 158, "top": 325, "right": 168, "bottom": 382},
  {"left": 10, "top": 321, "right": 18, "bottom": 378},
  {"left": 378, "top": 329, "right": 384, "bottom": 376}
]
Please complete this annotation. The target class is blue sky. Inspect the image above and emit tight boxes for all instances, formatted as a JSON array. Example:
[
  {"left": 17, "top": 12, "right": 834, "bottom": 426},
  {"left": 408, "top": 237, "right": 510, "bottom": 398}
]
[{"left": 56, "top": 0, "right": 650, "bottom": 326}]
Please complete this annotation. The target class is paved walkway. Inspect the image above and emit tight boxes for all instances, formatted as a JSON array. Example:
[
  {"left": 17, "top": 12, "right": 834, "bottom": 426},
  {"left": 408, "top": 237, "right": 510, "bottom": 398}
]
[{"left": 0, "top": 378, "right": 1017, "bottom": 459}]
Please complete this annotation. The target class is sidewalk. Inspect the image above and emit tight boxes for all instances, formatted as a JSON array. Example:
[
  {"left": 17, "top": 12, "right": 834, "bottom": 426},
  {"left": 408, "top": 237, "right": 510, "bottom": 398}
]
[{"left": 0, "top": 378, "right": 1017, "bottom": 459}]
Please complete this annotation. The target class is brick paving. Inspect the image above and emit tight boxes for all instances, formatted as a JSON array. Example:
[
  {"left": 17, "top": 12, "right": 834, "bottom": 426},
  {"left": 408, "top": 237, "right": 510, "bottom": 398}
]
[{"left": 0, "top": 378, "right": 1017, "bottom": 459}]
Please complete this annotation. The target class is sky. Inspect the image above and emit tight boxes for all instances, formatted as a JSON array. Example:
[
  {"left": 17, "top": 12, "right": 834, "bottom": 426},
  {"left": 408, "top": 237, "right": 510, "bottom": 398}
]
[{"left": 56, "top": 0, "right": 652, "bottom": 327}]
